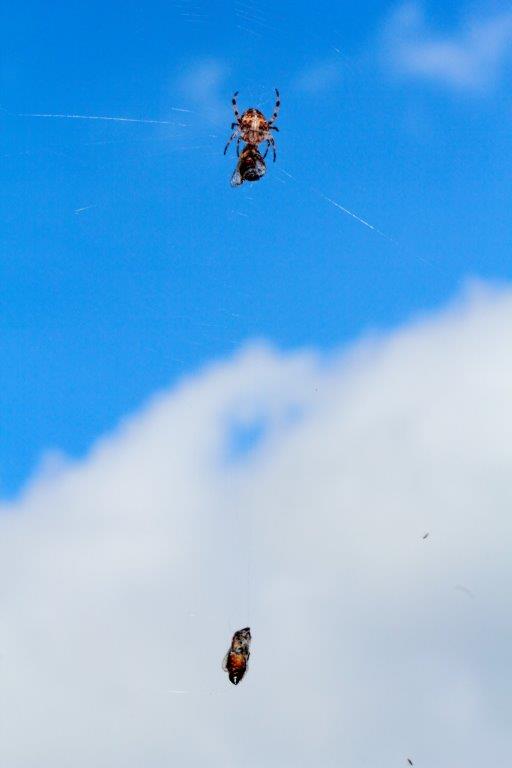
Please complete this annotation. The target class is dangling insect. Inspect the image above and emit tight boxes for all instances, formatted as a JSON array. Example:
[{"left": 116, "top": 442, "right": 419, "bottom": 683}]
[
  {"left": 223, "top": 627, "right": 251, "bottom": 685},
  {"left": 230, "top": 144, "right": 266, "bottom": 187},
  {"left": 224, "top": 89, "right": 280, "bottom": 162}
]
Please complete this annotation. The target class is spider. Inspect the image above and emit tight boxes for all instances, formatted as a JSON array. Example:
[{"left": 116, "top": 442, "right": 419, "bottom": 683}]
[{"left": 223, "top": 89, "right": 280, "bottom": 162}]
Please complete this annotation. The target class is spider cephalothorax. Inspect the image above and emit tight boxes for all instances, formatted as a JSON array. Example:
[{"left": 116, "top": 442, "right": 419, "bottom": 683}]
[{"left": 224, "top": 89, "right": 280, "bottom": 162}]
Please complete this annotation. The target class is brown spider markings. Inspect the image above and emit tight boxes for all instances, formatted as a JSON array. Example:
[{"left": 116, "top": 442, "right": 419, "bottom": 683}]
[{"left": 224, "top": 89, "right": 280, "bottom": 162}]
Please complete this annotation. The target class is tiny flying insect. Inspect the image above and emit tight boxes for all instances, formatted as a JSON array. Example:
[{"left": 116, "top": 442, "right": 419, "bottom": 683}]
[
  {"left": 230, "top": 144, "right": 266, "bottom": 187},
  {"left": 223, "top": 627, "right": 251, "bottom": 685}
]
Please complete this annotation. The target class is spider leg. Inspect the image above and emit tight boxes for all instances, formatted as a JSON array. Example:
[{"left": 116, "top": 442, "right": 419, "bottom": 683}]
[
  {"left": 268, "top": 88, "right": 281, "bottom": 125},
  {"left": 231, "top": 91, "right": 241, "bottom": 122},
  {"left": 224, "top": 129, "right": 240, "bottom": 155},
  {"left": 269, "top": 125, "right": 279, "bottom": 131},
  {"left": 236, "top": 137, "right": 241, "bottom": 157},
  {"left": 262, "top": 141, "right": 269, "bottom": 159}
]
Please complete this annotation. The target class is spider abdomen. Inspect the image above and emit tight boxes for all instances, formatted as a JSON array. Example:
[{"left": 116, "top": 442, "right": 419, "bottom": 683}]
[{"left": 240, "top": 111, "right": 269, "bottom": 145}]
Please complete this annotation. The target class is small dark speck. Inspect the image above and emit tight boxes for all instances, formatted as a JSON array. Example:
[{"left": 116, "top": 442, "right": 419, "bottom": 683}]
[
  {"left": 407, "top": 759, "right": 414, "bottom": 766},
  {"left": 422, "top": 532, "right": 429, "bottom": 539}
]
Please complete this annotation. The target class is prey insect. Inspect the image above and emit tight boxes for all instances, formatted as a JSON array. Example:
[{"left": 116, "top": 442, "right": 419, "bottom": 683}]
[
  {"left": 223, "top": 627, "right": 251, "bottom": 685},
  {"left": 230, "top": 144, "right": 266, "bottom": 186}
]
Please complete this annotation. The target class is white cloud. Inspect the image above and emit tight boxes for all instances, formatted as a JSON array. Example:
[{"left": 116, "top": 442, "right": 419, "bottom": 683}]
[
  {"left": 176, "top": 58, "right": 229, "bottom": 123},
  {"left": 1, "top": 282, "right": 512, "bottom": 765},
  {"left": 294, "top": 60, "right": 343, "bottom": 94},
  {"left": 383, "top": 2, "right": 512, "bottom": 91}
]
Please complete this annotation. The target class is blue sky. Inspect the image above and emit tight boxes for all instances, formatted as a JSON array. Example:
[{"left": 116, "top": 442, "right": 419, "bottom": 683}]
[{"left": 2, "top": 0, "right": 512, "bottom": 496}]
